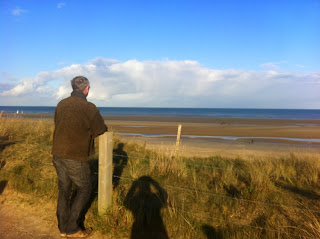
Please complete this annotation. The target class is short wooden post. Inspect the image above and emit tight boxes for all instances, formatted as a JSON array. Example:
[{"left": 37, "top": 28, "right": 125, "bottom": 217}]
[
  {"left": 0, "top": 111, "right": 3, "bottom": 118},
  {"left": 98, "top": 131, "right": 113, "bottom": 216},
  {"left": 175, "top": 124, "right": 182, "bottom": 152}
]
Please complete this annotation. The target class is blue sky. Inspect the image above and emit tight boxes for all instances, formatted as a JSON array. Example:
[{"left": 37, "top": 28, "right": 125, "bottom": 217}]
[{"left": 0, "top": 0, "right": 319, "bottom": 108}]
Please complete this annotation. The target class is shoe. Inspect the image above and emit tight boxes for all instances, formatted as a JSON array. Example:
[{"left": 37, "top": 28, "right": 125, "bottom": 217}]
[
  {"left": 60, "top": 233, "right": 67, "bottom": 237},
  {"left": 67, "top": 228, "right": 93, "bottom": 238}
]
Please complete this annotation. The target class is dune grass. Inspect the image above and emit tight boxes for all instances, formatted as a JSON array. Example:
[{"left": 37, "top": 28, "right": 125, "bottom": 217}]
[{"left": 0, "top": 118, "right": 319, "bottom": 238}]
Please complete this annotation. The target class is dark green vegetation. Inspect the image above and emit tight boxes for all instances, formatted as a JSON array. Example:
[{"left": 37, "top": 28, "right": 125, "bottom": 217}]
[{"left": 0, "top": 118, "right": 319, "bottom": 238}]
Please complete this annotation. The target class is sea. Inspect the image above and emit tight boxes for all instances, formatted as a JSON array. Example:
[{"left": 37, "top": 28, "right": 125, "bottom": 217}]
[{"left": 0, "top": 106, "right": 320, "bottom": 120}]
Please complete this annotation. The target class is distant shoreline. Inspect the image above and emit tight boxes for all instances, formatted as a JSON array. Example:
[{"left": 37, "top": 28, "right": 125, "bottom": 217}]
[
  {"left": 3, "top": 112, "right": 319, "bottom": 139},
  {"left": 1, "top": 106, "right": 320, "bottom": 120},
  {"left": 2, "top": 112, "right": 320, "bottom": 125},
  {"left": 2, "top": 112, "right": 320, "bottom": 156}
]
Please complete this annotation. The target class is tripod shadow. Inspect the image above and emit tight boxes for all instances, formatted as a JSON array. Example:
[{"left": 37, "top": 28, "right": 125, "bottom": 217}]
[
  {"left": 124, "top": 176, "right": 169, "bottom": 239},
  {"left": 113, "top": 143, "right": 128, "bottom": 189}
]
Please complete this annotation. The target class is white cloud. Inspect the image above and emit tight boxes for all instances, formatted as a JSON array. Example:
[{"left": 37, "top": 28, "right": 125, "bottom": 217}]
[
  {"left": 36, "top": 86, "right": 55, "bottom": 94},
  {"left": 0, "top": 82, "right": 15, "bottom": 93},
  {"left": 57, "top": 2, "right": 66, "bottom": 9},
  {"left": 12, "top": 7, "right": 27, "bottom": 16},
  {"left": 55, "top": 85, "right": 69, "bottom": 99},
  {"left": 1, "top": 78, "right": 33, "bottom": 96},
  {"left": 260, "top": 61, "right": 287, "bottom": 70},
  {"left": 1, "top": 58, "right": 319, "bottom": 108}
]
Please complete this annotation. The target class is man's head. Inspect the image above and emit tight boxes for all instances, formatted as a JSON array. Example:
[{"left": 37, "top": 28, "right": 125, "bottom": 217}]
[{"left": 71, "top": 76, "right": 90, "bottom": 96}]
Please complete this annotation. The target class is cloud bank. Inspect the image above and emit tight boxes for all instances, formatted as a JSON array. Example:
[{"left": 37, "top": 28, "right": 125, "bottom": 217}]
[{"left": 1, "top": 58, "right": 319, "bottom": 108}]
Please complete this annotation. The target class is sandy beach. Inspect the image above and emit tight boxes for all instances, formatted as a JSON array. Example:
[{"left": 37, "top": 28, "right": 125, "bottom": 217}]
[
  {"left": 102, "top": 115, "right": 320, "bottom": 157},
  {"left": 104, "top": 115, "right": 320, "bottom": 138},
  {"left": 7, "top": 113, "right": 320, "bottom": 157}
]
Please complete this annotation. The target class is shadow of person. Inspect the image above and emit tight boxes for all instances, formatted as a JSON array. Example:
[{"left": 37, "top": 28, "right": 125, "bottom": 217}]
[
  {"left": 124, "top": 176, "right": 169, "bottom": 239},
  {"left": 201, "top": 224, "right": 223, "bottom": 239},
  {"left": 113, "top": 143, "right": 128, "bottom": 189}
]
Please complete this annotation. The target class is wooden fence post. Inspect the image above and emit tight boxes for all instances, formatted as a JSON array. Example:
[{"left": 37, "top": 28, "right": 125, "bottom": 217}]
[
  {"left": 175, "top": 124, "right": 182, "bottom": 153},
  {"left": 0, "top": 111, "right": 4, "bottom": 118},
  {"left": 98, "top": 131, "right": 113, "bottom": 216}
]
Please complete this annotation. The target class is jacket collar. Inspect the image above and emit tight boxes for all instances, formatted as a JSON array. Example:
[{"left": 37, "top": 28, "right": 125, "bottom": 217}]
[{"left": 71, "top": 90, "right": 87, "bottom": 101}]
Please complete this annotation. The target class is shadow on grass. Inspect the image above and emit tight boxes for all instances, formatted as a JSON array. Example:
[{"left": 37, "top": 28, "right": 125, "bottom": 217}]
[
  {"left": 79, "top": 158, "right": 99, "bottom": 230},
  {"left": 0, "top": 139, "right": 15, "bottom": 153},
  {"left": 0, "top": 146, "right": 7, "bottom": 194},
  {"left": 0, "top": 180, "right": 8, "bottom": 195},
  {"left": 250, "top": 215, "right": 267, "bottom": 236},
  {"left": 79, "top": 143, "right": 129, "bottom": 228},
  {"left": 113, "top": 143, "right": 128, "bottom": 189},
  {"left": 201, "top": 224, "right": 223, "bottom": 239},
  {"left": 124, "top": 176, "right": 169, "bottom": 239},
  {"left": 223, "top": 184, "right": 241, "bottom": 198},
  {"left": 0, "top": 160, "right": 6, "bottom": 170},
  {"left": 275, "top": 181, "right": 320, "bottom": 200}
]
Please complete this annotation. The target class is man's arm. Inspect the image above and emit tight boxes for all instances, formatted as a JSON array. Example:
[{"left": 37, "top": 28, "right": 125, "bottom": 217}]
[{"left": 90, "top": 111, "right": 108, "bottom": 138}]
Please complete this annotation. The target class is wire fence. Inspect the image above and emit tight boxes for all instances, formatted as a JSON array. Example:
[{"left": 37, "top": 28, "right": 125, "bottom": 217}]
[
  {"left": 113, "top": 148, "right": 319, "bottom": 238},
  {"left": 1, "top": 132, "right": 320, "bottom": 238},
  {"left": 3, "top": 151, "right": 319, "bottom": 216},
  {"left": 165, "top": 205, "right": 317, "bottom": 239},
  {"left": 111, "top": 173, "right": 318, "bottom": 238},
  {"left": 5, "top": 171, "right": 317, "bottom": 238},
  {"left": 5, "top": 173, "right": 318, "bottom": 238},
  {"left": 113, "top": 153, "right": 320, "bottom": 182},
  {"left": 111, "top": 175, "right": 320, "bottom": 214}
]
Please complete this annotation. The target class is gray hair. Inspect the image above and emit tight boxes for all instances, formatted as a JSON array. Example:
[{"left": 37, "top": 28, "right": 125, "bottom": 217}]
[{"left": 71, "top": 76, "right": 90, "bottom": 92}]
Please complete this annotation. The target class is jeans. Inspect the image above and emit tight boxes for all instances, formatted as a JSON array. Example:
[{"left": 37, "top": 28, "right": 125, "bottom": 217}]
[{"left": 53, "top": 156, "right": 92, "bottom": 234}]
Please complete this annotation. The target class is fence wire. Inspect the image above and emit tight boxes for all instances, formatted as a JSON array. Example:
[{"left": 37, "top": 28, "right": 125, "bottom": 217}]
[
  {"left": 167, "top": 205, "right": 316, "bottom": 239},
  {"left": 113, "top": 153, "right": 320, "bottom": 182},
  {"left": 111, "top": 175, "right": 320, "bottom": 214},
  {"left": 1, "top": 135, "right": 319, "bottom": 238},
  {"left": 4, "top": 156, "right": 319, "bottom": 214}
]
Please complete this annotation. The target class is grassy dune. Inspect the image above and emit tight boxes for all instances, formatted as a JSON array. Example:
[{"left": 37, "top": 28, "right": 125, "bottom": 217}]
[{"left": 0, "top": 118, "right": 319, "bottom": 238}]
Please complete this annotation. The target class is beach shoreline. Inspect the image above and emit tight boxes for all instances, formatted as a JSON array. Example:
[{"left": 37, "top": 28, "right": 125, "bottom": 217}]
[
  {"left": 4, "top": 113, "right": 320, "bottom": 139},
  {"left": 3, "top": 113, "right": 320, "bottom": 157}
]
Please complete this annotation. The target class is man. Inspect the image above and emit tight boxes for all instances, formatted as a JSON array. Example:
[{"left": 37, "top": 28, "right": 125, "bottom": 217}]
[{"left": 52, "top": 76, "right": 107, "bottom": 238}]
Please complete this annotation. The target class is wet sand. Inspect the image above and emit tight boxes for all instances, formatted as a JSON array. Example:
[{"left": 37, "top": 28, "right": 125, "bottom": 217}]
[
  {"left": 102, "top": 116, "right": 320, "bottom": 157},
  {"left": 9, "top": 113, "right": 320, "bottom": 157},
  {"left": 105, "top": 116, "right": 320, "bottom": 139}
]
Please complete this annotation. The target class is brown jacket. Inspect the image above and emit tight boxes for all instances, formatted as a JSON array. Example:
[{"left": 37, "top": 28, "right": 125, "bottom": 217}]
[{"left": 52, "top": 91, "right": 107, "bottom": 161}]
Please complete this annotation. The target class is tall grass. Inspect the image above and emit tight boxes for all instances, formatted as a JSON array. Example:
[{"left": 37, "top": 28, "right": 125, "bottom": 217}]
[{"left": 0, "top": 118, "right": 319, "bottom": 238}]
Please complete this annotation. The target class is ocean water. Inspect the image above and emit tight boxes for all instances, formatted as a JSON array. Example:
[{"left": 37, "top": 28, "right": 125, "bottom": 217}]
[{"left": 0, "top": 106, "right": 320, "bottom": 120}]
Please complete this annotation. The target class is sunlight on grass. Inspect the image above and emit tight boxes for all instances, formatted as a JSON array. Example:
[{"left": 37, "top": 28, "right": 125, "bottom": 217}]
[{"left": 0, "top": 118, "right": 319, "bottom": 238}]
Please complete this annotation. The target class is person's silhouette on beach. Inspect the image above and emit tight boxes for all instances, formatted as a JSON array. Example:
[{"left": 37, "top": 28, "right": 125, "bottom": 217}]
[{"left": 124, "top": 176, "right": 169, "bottom": 239}]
